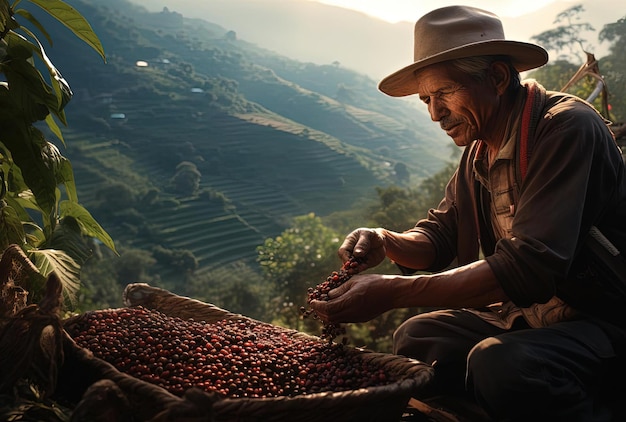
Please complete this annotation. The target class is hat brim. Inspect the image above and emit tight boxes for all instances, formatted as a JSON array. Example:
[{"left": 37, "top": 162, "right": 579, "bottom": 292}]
[{"left": 378, "top": 40, "right": 548, "bottom": 97}]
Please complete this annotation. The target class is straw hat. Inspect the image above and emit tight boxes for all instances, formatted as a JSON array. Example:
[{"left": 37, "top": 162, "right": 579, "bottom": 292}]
[{"left": 378, "top": 5, "right": 548, "bottom": 97}]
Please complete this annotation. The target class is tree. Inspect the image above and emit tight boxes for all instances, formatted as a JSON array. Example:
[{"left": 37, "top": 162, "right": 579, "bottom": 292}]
[
  {"left": 530, "top": 5, "right": 595, "bottom": 63},
  {"left": 0, "top": 0, "right": 114, "bottom": 304},
  {"left": 170, "top": 161, "right": 201, "bottom": 196},
  {"left": 599, "top": 16, "right": 626, "bottom": 123},
  {"left": 152, "top": 245, "right": 198, "bottom": 273},
  {"left": 95, "top": 181, "right": 137, "bottom": 212},
  {"left": 369, "top": 186, "right": 421, "bottom": 232},
  {"left": 256, "top": 213, "right": 341, "bottom": 329},
  {"left": 530, "top": 8, "right": 626, "bottom": 123},
  {"left": 368, "top": 162, "right": 455, "bottom": 233},
  {"left": 394, "top": 162, "right": 410, "bottom": 183},
  {"left": 183, "top": 261, "right": 271, "bottom": 321},
  {"left": 528, "top": 60, "right": 579, "bottom": 92},
  {"left": 224, "top": 30, "right": 237, "bottom": 41},
  {"left": 115, "top": 248, "right": 156, "bottom": 284},
  {"left": 599, "top": 16, "right": 626, "bottom": 55}
]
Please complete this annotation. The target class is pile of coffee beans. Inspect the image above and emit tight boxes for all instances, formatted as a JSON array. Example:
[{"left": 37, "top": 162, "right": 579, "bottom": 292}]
[
  {"left": 301, "top": 257, "right": 363, "bottom": 341},
  {"left": 66, "top": 306, "right": 392, "bottom": 398}
]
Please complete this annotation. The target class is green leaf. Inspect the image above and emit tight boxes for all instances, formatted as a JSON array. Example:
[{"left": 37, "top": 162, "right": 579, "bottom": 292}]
[
  {"left": 3, "top": 194, "right": 36, "bottom": 223},
  {"left": 4, "top": 31, "right": 72, "bottom": 118},
  {"left": 41, "top": 141, "right": 78, "bottom": 203},
  {"left": 5, "top": 167, "right": 34, "bottom": 207},
  {"left": 44, "top": 113, "right": 65, "bottom": 147},
  {"left": 0, "top": 140, "right": 13, "bottom": 182},
  {"left": 25, "top": 0, "right": 106, "bottom": 62},
  {"left": 0, "top": 83, "right": 21, "bottom": 121},
  {"left": 3, "top": 29, "right": 35, "bottom": 60},
  {"left": 16, "top": 26, "right": 73, "bottom": 116},
  {"left": 58, "top": 159, "right": 77, "bottom": 203},
  {"left": 60, "top": 201, "right": 117, "bottom": 254},
  {"left": 14, "top": 8, "right": 54, "bottom": 46},
  {"left": 4, "top": 38, "right": 56, "bottom": 120},
  {"left": 46, "top": 216, "right": 92, "bottom": 266},
  {"left": 0, "top": 1, "right": 19, "bottom": 34},
  {"left": 28, "top": 248, "right": 80, "bottom": 305},
  {"left": 20, "top": 141, "right": 75, "bottom": 201},
  {"left": 0, "top": 123, "right": 58, "bottom": 221},
  {"left": 3, "top": 195, "right": 45, "bottom": 247},
  {"left": 0, "top": 200, "right": 27, "bottom": 252}
]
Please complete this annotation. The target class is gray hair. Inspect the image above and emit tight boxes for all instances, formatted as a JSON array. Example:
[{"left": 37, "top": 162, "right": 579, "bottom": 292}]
[{"left": 450, "top": 55, "right": 521, "bottom": 91}]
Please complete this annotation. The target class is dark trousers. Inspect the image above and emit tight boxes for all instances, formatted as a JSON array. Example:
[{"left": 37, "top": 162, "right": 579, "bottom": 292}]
[{"left": 393, "top": 309, "right": 621, "bottom": 421}]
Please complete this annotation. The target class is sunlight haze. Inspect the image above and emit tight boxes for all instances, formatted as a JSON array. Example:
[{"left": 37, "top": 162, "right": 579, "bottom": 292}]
[
  {"left": 128, "top": 0, "right": 617, "bottom": 79},
  {"left": 313, "top": 0, "right": 572, "bottom": 22}
]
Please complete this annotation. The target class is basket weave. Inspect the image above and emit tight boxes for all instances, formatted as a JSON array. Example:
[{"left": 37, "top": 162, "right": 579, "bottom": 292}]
[
  {"left": 130, "top": 283, "right": 434, "bottom": 421},
  {"left": 60, "top": 283, "right": 433, "bottom": 422},
  {"left": 0, "top": 244, "right": 47, "bottom": 317},
  {"left": 0, "top": 245, "right": 64, "bottom": 397}
]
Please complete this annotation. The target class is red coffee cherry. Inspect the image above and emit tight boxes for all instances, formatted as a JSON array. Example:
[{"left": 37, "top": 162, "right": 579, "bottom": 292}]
[{"left": 67, "top": 304, "right": 392, "bottom": 399}]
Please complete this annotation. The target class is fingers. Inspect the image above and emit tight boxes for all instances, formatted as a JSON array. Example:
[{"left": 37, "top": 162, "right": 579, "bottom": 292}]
[
  {"left": 309, "top": 298, "right": 351, "bottom": 324},
  {"left": 308, "top": 299, "right": 330, "bottom": 322},
  {"left": 326, "top": 279, "right": 352, "bottom": 300},
  {"left": 353, "top": 231, "right": 374, "bottom": 258},
  {"left": 337, "top": 230, "right": 360, "bottom": 262},
  {"left": 309, "top": 279, "right": 357, "bottom": 324},
  {"left": 338, "top": 228, "right": 383, "bottom": 261}
]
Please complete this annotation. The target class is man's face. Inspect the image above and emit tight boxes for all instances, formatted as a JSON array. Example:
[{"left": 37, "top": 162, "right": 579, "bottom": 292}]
[{"left": 415, "top": 62, "right": 500, "bottom": 147}]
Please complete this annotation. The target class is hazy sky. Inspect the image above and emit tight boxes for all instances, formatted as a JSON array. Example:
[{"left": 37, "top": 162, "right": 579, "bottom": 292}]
[
  {"left": 314, "top": 0, "right": 577, "bottom": 22},
  {"left": 128, "top": 0, "right": 615, "bottom": 78}
]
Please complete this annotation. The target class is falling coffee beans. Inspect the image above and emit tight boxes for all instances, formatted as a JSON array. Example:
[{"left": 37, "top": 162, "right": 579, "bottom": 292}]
[{"left": 301, "top": 256, "right": 364, "bottom": 342}]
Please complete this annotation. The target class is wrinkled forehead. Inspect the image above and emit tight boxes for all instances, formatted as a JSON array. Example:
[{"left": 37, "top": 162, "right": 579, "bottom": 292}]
[{"left": 412, "top": 63, "right": 468, "bottom": 96}]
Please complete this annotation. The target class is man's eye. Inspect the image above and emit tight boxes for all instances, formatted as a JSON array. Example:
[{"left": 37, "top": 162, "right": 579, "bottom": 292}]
[{"left": 421, "top": 89, "right": 455, "bottom": 104}]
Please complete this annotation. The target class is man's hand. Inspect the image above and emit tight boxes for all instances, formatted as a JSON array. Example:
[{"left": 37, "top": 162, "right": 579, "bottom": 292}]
[
  {"left": 338, "top": 228, "right": 387, "bottom": 272},
  {"left": 309, "top": 273, "right": 395, "bottom": 323}
]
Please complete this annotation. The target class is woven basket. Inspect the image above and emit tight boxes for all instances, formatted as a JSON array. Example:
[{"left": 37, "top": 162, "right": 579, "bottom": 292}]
[
  {"left": 0, "top": 245, "right": 65, "bottom": 397},
  {"left": 63, "top": 283, "right": 434, "bottom": 422}
]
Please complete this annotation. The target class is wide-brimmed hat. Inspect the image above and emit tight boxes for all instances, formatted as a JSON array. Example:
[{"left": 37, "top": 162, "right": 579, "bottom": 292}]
[{"left": 378, "top": 5, "right": 548, "bottom": 97}]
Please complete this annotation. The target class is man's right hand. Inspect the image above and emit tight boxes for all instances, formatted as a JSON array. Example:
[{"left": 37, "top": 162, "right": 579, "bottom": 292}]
[
  {"left": 338, "top": 228, "right": 387, "bottom": 272},
  {"left": 309, "top": 273, "right": 396, "bottom": 323}
]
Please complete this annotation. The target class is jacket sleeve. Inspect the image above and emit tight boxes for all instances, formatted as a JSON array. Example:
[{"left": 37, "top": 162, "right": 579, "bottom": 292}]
[
  {"left": 485, "top": 96, "right": 624, "bottom": 307},
  {"left": 405, "top": 143, "right": 482, "bottom": 273}
]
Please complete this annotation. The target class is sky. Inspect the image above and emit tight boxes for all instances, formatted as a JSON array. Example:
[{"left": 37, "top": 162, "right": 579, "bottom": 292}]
[
  {"left": 128, "top": 0, "right": 614, "bottom": 78},
  {"left": 314, "top": 0, "right": 575, "bottom": 22}
]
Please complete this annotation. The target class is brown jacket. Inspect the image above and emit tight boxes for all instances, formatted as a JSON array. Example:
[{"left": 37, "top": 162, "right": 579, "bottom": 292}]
[{"left": 409, "top": 81, "right": 626, "bottom": 327}]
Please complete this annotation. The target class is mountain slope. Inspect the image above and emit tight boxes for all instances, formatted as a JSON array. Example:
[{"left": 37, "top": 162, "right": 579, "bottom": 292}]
[
  {"left": 28, "top": 0, "right": 450, "bottom": 274},
  {"left": 127, "top": 0, "right": 617, "bottom": 79}
]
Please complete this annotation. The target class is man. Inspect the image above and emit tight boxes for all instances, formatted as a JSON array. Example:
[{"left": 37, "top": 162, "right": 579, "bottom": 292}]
[{"left": 309, "top": 5, "right": 626, "bottom": 421}]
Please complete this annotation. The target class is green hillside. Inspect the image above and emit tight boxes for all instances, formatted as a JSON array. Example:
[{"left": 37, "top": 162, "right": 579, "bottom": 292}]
[{"left": 29, "top": 0, "right": 450, "bottom": 275}]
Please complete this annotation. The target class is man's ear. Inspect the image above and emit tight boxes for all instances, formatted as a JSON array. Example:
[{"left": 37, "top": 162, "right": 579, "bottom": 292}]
[{"left": 489, "top": 61, "right": 511, "bottom": 95}]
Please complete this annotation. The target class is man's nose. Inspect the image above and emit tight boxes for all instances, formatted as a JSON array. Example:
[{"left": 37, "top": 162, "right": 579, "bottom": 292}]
[{"left": 428, "top": 98, "right": 447, "bottom": 121}]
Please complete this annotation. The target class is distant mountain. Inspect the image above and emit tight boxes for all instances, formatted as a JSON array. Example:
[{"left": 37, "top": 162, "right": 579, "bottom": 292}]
[
  {"left": 130, "top": 0, "right": 415, "bottom": 80},
  {"left": 127, "top": 0, "right": 618, "bottom": 80},
  {"left": 29, "top": 0, "right": 450, "bottom": 275}
]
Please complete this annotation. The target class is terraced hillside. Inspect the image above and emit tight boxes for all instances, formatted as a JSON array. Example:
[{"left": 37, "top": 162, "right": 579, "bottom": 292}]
[
  {"left": 63, "top": 88, "right": 388, "bottom": 273},
  {"left": 33, "top": 0, "right": 451, "bottom": 277}
]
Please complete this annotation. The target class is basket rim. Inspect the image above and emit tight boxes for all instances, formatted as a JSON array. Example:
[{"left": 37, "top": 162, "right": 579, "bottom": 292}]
[
  {"left": 121, "top": 283, "right": 434, "bottom": 393},
  {"left": 65, "top": 283, "right": 435, "bottom": 413}
]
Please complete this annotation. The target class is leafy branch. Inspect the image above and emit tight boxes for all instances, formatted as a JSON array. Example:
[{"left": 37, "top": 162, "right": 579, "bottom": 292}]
[
  {"left": 530, "top": 4, "right": 595, "bottom": 63},
  {"left": 0, "top": 0, "right": 114, "bottom": 305}
]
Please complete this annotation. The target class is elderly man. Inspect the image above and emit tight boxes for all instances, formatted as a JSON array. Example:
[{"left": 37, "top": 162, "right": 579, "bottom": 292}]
[{"left": 310, "top": 5, "right": 626, "bottom": 421}]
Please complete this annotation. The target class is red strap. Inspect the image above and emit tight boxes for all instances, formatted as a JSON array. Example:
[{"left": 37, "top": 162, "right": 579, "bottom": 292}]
[{"left": 519, "top": 84, "right": 536, "bottom": 181}]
